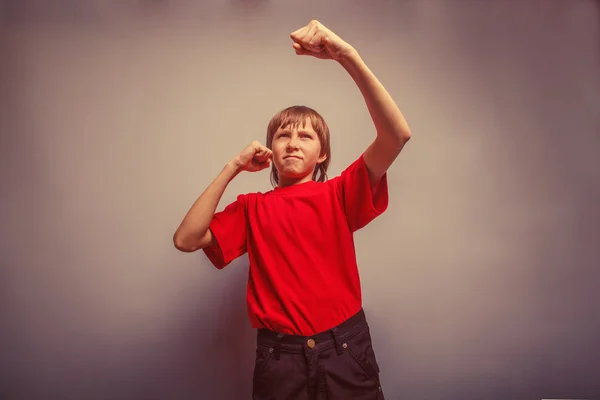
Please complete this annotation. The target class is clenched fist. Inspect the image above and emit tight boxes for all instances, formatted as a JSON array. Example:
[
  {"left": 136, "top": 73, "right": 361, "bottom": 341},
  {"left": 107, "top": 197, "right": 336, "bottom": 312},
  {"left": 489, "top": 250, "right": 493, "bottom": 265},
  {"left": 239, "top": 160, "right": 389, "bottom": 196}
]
[
  {"left": 290, "top": 20, "right": 355, "bottom": 61},
  {"left": 234, "top": 141, "right": 273, "bottom": 173}
]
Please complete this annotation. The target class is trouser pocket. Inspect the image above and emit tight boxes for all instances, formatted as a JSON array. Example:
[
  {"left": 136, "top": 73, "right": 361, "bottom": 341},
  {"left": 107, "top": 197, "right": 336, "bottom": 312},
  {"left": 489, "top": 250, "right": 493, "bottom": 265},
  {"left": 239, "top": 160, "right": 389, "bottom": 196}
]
[
  {"left": 252, "top": 345, "right": 274, "bottom": 391},
  {"left": 345, "top": 326, "right": 381, "bottom": 384}
]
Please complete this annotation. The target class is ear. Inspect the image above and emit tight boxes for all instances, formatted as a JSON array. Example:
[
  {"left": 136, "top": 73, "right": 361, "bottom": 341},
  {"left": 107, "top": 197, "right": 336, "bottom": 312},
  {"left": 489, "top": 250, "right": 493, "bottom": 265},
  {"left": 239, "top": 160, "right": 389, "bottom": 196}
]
[{"left": 317, "top": 154, "right": 328, "bottom": 164}]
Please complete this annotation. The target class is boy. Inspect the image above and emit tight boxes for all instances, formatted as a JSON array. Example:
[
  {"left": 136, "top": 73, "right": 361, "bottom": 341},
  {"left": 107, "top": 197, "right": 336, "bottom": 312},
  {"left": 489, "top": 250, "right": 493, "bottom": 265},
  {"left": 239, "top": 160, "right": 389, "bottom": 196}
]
[{"left": 174, "top": 20, "right": 411, "bottom": 400}]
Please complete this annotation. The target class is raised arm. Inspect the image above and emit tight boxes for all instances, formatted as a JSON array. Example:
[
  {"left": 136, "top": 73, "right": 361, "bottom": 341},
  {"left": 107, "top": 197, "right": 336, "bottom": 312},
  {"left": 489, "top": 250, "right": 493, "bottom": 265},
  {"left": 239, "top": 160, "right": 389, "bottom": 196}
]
[
  {"left": 173, "top": 141, "right": 272, "bottom": 252},
  {"left": 290, "top": 20, "right": 411, "bottom": 186}
]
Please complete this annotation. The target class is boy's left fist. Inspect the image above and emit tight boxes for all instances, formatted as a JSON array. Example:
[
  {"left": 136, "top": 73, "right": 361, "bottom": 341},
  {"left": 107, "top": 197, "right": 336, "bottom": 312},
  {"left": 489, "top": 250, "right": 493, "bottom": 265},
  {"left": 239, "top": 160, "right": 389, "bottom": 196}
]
[{"left": 290, "top": 20, "right": 354, "bottom": 61}]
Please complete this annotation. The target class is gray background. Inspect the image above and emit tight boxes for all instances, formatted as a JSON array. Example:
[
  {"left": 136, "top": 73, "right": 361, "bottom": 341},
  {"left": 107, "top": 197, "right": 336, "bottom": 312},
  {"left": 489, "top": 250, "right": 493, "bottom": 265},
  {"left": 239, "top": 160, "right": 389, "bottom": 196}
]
[{"left": 1, "top": 0, "right": 599, "bottom": 399}]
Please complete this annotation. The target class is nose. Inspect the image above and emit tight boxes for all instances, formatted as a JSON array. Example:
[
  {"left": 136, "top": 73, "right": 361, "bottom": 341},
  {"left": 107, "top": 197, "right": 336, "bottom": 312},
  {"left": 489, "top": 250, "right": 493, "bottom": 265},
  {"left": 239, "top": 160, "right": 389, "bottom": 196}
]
[{"left": 286, "top": 135, "right": 300, "bottom": 150}]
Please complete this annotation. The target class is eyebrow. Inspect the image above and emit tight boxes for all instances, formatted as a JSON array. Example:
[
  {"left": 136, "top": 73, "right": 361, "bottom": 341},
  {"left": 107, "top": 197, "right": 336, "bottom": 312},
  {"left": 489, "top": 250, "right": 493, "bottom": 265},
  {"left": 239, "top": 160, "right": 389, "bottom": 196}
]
[{"left": 278, "top": 129, "right": 313, "bottom": 134}]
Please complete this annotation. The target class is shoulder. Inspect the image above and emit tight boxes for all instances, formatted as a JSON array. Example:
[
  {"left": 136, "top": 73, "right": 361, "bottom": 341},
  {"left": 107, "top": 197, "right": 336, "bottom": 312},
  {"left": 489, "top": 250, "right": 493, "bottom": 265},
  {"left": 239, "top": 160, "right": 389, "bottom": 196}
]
[
  {"left": 328, "top": 154, "right": 369, "bottom": 187},
  {"left": 341, "top": 154, "right": 368, "bottom": 176}
]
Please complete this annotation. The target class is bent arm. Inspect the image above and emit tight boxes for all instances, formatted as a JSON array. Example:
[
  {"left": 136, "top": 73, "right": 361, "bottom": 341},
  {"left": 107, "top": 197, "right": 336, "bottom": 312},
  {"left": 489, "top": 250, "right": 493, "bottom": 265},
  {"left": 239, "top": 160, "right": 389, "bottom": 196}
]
[
  {"left": 173, "top": 161, "right": 241, "bottom": 252},
  {"left": 339, "top": 49, "right": 411, "bottom": 186}
]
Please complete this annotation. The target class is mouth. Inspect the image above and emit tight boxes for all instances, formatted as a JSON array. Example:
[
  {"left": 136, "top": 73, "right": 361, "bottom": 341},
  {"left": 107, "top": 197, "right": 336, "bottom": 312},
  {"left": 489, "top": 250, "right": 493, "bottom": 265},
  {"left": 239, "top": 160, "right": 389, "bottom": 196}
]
[{"left": 284, "top": 155, "right": 302, "bottom": 160}]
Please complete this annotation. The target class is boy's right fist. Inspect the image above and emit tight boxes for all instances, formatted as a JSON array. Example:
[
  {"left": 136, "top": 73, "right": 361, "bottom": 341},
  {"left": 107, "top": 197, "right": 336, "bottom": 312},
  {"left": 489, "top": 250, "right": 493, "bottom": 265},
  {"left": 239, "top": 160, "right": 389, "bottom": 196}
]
[{"left": 234, "top": 141, "right": 273, "bottom": 172}]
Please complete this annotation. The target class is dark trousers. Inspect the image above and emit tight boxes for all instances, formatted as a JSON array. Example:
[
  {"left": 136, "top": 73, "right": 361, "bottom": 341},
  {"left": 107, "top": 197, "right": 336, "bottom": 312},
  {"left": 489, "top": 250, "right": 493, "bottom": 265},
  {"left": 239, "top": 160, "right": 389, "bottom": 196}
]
[{"left": 252, "top": 309, "right": 385, "bottom": 400}]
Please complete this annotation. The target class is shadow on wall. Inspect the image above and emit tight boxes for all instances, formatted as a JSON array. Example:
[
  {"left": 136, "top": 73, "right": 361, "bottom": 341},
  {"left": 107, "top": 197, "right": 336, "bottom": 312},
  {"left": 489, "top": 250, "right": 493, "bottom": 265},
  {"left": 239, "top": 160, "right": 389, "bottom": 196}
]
[{"left": 169, "top": 257, "right": 255, "bottom": 399}]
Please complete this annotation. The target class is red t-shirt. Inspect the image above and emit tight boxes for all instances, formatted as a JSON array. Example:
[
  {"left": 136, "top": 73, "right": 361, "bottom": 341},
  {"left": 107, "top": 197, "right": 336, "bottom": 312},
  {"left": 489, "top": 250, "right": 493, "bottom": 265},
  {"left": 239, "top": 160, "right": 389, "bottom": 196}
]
[{"left": 203, "top": 154, "right": 388, "bottom": 335}]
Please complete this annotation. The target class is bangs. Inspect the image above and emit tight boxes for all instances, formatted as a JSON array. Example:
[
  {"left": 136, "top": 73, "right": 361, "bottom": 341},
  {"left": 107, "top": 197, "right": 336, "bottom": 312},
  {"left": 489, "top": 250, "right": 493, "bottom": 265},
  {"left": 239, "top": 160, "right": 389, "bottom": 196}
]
[{"left": 270, "top": 108, "right": 314, "bottom": 132}]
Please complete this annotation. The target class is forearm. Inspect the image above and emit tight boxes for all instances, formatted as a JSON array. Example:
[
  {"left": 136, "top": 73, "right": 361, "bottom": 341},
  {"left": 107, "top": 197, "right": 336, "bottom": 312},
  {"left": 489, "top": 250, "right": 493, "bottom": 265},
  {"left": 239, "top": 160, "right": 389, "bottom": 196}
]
[
  {"left": 339, "top": 49, "right": 411, "bottom": 145},
  {"left": 173, "top": 161, "right": 241, "bottom": 251}
]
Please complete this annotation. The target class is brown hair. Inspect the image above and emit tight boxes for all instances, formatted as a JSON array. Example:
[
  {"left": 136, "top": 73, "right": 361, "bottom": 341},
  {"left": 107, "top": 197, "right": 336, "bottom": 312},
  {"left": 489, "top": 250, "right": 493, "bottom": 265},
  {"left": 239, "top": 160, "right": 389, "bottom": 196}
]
[{"left": 266, "top": 105, "right": 331, "bottom": 187}]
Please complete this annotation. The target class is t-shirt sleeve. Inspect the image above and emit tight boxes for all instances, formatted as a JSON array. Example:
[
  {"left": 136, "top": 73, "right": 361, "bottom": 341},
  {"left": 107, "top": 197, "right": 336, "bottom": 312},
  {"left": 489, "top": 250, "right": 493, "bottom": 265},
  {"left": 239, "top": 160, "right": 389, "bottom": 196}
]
[
  {"left": 337, "top": 154, "right": 389, "bottom": 232},
  {"left": 202, "top": 194, "right": 248, "bottom": 269}
]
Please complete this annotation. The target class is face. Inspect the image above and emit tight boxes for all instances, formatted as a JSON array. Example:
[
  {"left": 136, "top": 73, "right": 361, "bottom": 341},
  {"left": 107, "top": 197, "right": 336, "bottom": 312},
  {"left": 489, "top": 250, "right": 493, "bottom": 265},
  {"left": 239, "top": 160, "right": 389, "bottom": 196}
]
[{"left": 271, "top": 118, "right": 327, "bottom": 187}]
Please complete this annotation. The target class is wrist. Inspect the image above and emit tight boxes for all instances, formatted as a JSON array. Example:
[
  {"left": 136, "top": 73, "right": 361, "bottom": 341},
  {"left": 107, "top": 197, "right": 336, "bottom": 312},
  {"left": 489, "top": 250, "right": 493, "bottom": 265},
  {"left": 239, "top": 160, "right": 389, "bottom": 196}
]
[
  {"left": 338, "top": 46, "right": 360, "bottom": 67},
  {"left": 226, "top": 158, "right": 243, "bottom": 175}
]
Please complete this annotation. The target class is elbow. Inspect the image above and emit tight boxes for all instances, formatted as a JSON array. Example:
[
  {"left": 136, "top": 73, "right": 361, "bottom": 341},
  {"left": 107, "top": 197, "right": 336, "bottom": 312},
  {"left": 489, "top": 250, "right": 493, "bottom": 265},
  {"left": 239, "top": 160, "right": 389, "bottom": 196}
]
[
  {"left": 173, "top": 235, "right": 187, "bottom": 252},
  {"left": 399, "top": 128, "right": 412, "bottom": 143},
  {"left": 391, "top": 130, "right": 411, "bottom": 149},
  {"left": 173, "top": 232, "right": 194, "bottom": 253},
  {"left": 173, "top": 229, "right": 210, "bottom": 253}
]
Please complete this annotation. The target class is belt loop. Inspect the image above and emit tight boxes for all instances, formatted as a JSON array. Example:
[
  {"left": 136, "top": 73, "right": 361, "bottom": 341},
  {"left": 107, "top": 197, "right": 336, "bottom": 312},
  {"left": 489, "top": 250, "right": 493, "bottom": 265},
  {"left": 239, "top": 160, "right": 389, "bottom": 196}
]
[
  {"left": 273, "top": 333, "right": 285, "bottom": 360},
  {"left": 330, "top": 327, "right": 344, "bottom": 355}
]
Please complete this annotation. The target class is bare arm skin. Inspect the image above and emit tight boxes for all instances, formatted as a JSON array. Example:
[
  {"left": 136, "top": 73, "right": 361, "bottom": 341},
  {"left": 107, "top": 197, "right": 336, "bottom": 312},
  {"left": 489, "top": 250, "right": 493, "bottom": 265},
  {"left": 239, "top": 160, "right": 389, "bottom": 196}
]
[
  {"left": 173, "top": 141, "right": 272, "bottom": 252},
  {"left": 290, "top": 20, "right": 412, "bottom": 186}
]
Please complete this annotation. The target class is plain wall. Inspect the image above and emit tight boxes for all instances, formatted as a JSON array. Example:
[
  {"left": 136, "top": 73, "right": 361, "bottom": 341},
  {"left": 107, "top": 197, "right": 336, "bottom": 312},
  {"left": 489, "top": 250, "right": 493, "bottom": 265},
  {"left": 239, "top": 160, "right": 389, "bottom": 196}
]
[{"left": 1, "top": 0, "right": 599, "bottom": 399}]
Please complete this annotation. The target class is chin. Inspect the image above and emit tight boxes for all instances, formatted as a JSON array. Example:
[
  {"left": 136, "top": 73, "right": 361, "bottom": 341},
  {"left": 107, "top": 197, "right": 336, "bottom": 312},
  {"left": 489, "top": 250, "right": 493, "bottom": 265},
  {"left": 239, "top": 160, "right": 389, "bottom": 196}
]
[{"left": 279, "top": 169, "right": 307, "bottom": 179}]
